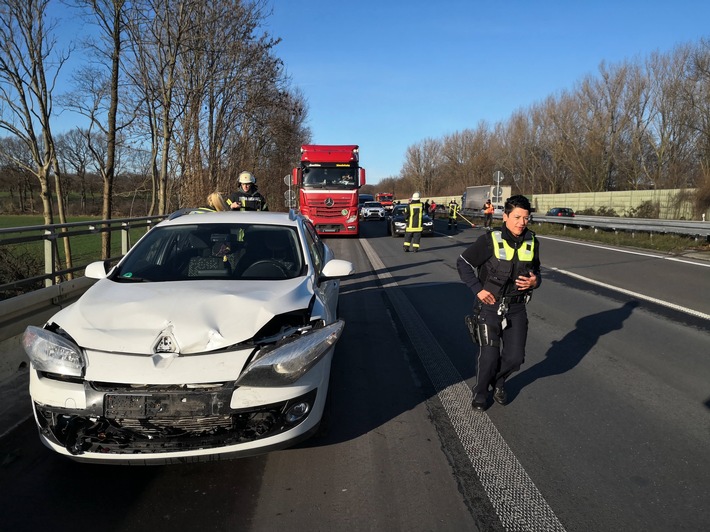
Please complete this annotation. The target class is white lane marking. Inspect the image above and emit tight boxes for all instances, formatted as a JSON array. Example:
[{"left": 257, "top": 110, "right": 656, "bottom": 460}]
[
  {"left": 548, "top": 267, "right": 710, "bottom": 321},
  {"left": 360, "top": 239, "right": 566, "bottom": 532},
  {"left": 539, "top": 236, "right": 710, "bottom": 268}
]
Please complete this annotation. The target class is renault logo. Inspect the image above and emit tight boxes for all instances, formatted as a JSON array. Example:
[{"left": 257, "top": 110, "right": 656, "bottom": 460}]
[
  {"left": 324, "top": 197, "right": 334, "bottom": 207},
  {"left": 153, "top": 325, "right": 180, "bottom": 354}
]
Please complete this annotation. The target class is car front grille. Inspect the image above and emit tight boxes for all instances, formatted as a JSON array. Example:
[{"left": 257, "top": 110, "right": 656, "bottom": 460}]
[{"left": 34, "top": 388, "right": 318, "bottom": 456}]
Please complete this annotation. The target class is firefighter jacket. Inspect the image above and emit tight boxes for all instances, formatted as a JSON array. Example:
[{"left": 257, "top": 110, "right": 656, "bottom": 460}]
[
  {"left": 448, "top": 202, "right": 460, "bottom": 218},
  {"left": 456, "top": 226, "right": 541, "bottom": 299},
  {"left": 405, "top": 201, "right": 424, "bottom": 232},
  {"left": 229, "top": 187, "right": 268, "bottom": 211}
]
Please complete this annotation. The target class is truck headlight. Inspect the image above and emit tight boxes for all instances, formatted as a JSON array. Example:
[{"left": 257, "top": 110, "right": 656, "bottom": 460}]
[
  {"left": 236, "top": 320, "right": 344, "bottom": 387},
  {"left": 22, "top": 326, "right": 86, "bottom": 377}
]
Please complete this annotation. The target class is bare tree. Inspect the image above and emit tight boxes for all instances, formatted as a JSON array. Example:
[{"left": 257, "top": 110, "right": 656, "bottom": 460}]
[
  {"left": 62, "top": 0, "right": 132, "bottom": 258},
  {"left": 401, "top": 138, "right": 442, "bottom": 195},
  {"left": 0, "top": 0, "right": 73, "bottom": 277},
  {"left": 56, "top": 128, "right": 93, "bottom": 213},
  {"left": 440, "top": 125, "right": 495, "bottom": 194}
]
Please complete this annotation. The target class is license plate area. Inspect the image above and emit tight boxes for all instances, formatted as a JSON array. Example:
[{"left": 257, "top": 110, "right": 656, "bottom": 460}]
[{"left": 105, "top": 393, "right": 216, "bottom": 419}]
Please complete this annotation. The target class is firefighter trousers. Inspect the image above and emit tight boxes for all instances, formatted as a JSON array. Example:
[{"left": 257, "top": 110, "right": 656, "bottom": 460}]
[{"left": 403, "top": 230, "right": 422, "bottom": 250}]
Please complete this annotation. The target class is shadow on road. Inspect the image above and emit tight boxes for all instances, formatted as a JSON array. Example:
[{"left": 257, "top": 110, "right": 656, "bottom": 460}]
[{"left": 506, "top": 300, "right": 639, "bottom": 402}]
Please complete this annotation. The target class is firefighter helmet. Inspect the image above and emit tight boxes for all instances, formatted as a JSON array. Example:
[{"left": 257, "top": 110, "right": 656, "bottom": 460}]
[
  {"left": 412, "top": 192, "right": 421, "bottom": 201},
  {"left": 238, "top": 171, "right": 256, "bottom": 184}
]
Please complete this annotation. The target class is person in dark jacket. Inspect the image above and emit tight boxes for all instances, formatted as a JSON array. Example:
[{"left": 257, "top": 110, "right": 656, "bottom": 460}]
[
  {"left": 403, "top": 192, "right": 424, "bottom": 252},
  {"left": 229, "top": 171, "right": 268, "bottom": 211},
  {"left": 457, "top": 195, "right": 541, "bottom": 411}
]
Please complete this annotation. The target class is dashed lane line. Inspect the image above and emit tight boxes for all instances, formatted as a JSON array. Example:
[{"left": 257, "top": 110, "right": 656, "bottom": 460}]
[{"left": 360, "top": 239, "right": 566, "bottom": 532}]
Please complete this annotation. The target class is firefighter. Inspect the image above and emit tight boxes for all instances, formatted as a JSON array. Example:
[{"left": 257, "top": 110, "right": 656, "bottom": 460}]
[
  {"left": 448, "top": 199, "right": 460, "bottom": 231},
  {"left": 229, "top": 171, "right": 268, "bottom": 211},
  {"left": 403, "top": 192, "right": 424, "bottom": 252},
  {"left": 457, "top": 195, "right": 541, "bottom": 412}
]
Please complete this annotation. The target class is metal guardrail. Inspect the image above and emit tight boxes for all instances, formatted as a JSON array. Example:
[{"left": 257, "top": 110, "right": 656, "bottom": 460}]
[
  {"left": 0, "top": 215, "right": 167, "bottom": 348},
  {"left": 462, "top": 209, "right": 710, "bottom": 240},
  {"left": 0, "top": 215, "right": 168, "bottom": 294}
]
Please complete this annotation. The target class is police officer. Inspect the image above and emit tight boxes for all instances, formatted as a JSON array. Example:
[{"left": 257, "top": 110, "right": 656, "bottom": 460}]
[
  {"left": 457, "top": 195, "right": 541, "bottom": 411},
  {"left": 447, "top": 199, "right": 460, "bottom": 231},
  {"left": 229, "top": 171, "right": 268, "bottom": 211},
  {"left": 403, "top": 192, "right": 424, "bottom": 252}
]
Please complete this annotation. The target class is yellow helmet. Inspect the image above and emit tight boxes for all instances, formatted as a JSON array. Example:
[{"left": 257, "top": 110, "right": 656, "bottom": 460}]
[{"left": 238, "top": 171, "right": 256, "bottom": 184}]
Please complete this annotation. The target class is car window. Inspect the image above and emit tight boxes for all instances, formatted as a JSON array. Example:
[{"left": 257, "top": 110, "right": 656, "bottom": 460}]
[
  {"left": 302, "top": 220, "right": 326, "bottom": 275},
  {"left": 113, "top": 223, "right": 304, "bottom": 281}
]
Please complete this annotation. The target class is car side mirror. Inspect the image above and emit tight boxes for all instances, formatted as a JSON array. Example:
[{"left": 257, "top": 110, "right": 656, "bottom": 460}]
[
  {"left": 320, "top": 259, "right": 354, "bottom": 280},
  {"left": 84, "top": 261, "right": 108, "bottom": 280}
]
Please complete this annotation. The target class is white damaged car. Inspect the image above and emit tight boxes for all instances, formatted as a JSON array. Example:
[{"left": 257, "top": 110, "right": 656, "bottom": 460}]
[{"left": 22, "top": 210, "right": 354, "bottom": 464}]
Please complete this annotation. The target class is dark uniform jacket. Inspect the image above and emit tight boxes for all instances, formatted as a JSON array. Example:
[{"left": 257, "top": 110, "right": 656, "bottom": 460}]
[
  {"left": 457, "top": 225, "right": 541, "bottom": 300},
  {"left": 230, "top": 187, "right": 268, "bottom": 211}
]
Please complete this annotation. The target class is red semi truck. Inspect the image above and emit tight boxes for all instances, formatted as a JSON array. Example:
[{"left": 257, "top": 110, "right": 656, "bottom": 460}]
[{"left": 292, "top": 144, "right": 366, "bottom": 236}]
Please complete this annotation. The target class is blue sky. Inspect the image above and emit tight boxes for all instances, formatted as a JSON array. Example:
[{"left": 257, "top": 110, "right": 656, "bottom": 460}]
[
  {"left": 44, "top": 1, "right": 710, "bottom": 185},
  {"left": 264, "top": 0, "right": 710, "bottom": 184}
]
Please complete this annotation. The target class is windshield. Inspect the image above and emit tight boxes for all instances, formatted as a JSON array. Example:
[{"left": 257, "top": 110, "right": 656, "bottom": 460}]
[
  {"left": 112, "top": 223, "right": 304, "bottom": 281},
  {"left": 303, "top": 167, "right": 357, "bottom": 188}
]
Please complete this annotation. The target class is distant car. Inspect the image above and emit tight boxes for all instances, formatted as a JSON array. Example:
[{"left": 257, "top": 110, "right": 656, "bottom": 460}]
[
  {"left": 386, "top": 204, "right": 434, "bottom": 237},
  {"left": 21, "top": 210, "right": 354, "bottom": 464},
  {"left": 360, "top": 201, "right": 386, "bottom": 221},
  {"left": 546, "top": 207, "right": 575, "bottom": 217},
  {"left": 357, "top": 194, "right": 374, "bottom": 212}
]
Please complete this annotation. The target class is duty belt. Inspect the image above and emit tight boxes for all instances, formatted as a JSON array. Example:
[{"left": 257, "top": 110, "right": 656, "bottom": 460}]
[{"left": 502, "top": 294, "right": 528, "bottom": 304}]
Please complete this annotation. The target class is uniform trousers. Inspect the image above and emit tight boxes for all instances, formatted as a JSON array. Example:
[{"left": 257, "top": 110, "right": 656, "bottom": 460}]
[
  {"left": 403, "top": 230, "right": 422, "bottom": 250},
  {"left": 472, "top": 302, "right": 528, "bottom": 402}
]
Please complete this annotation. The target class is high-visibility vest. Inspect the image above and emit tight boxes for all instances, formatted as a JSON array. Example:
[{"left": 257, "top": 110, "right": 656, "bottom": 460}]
[
  {"left": 406, "top": 202, "right": 424, "bottom": 232},
  {"left": 490, "top": 230, "right": 535, "bottom": 262}
]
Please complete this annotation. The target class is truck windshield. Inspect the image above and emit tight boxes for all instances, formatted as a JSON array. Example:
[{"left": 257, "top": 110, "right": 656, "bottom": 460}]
[{"left": 303, "top": 167, "right": 356, "bottom": 188}]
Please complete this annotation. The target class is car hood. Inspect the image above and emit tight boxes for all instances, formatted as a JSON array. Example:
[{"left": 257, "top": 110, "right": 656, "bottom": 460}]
[{"left": 50, "top": 277, "right": 314, "bottom": 355}]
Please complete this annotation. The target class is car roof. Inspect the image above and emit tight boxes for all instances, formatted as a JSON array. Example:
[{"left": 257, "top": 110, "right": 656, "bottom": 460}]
[{"left": 162, "top": 209, "right": 302, "bottom": 228}]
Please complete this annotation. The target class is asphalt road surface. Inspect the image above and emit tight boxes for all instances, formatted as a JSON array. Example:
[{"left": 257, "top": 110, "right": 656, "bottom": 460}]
[{"left": 1, "top": 217, "right": 709, "bottom": 532}]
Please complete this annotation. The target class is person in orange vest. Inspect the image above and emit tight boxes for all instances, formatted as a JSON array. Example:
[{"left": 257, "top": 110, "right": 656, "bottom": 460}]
[{"left": 483, "top": 199, "right": 494, "bottom": 230}]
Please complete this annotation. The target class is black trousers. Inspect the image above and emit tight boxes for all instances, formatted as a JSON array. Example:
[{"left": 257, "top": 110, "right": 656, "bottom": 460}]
[
  {"left": 472, "top": 302, "right": 528, "bottom": 402},
  {"left": 403, "top": 231, "right": 422, "bottom": 249}
]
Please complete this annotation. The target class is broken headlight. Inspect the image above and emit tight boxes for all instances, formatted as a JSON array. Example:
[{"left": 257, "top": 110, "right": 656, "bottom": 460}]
[
  {"left": 236, "top": 320, "right": 344, "bottom": 387},
  {"left": 22, "top": 325, "right": 86, "bottom": 377}
]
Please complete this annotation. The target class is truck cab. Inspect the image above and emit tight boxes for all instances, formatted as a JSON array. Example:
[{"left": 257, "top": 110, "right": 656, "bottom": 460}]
[{"left": 292, "top": 145, "right": 366, "bottom": 236}]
